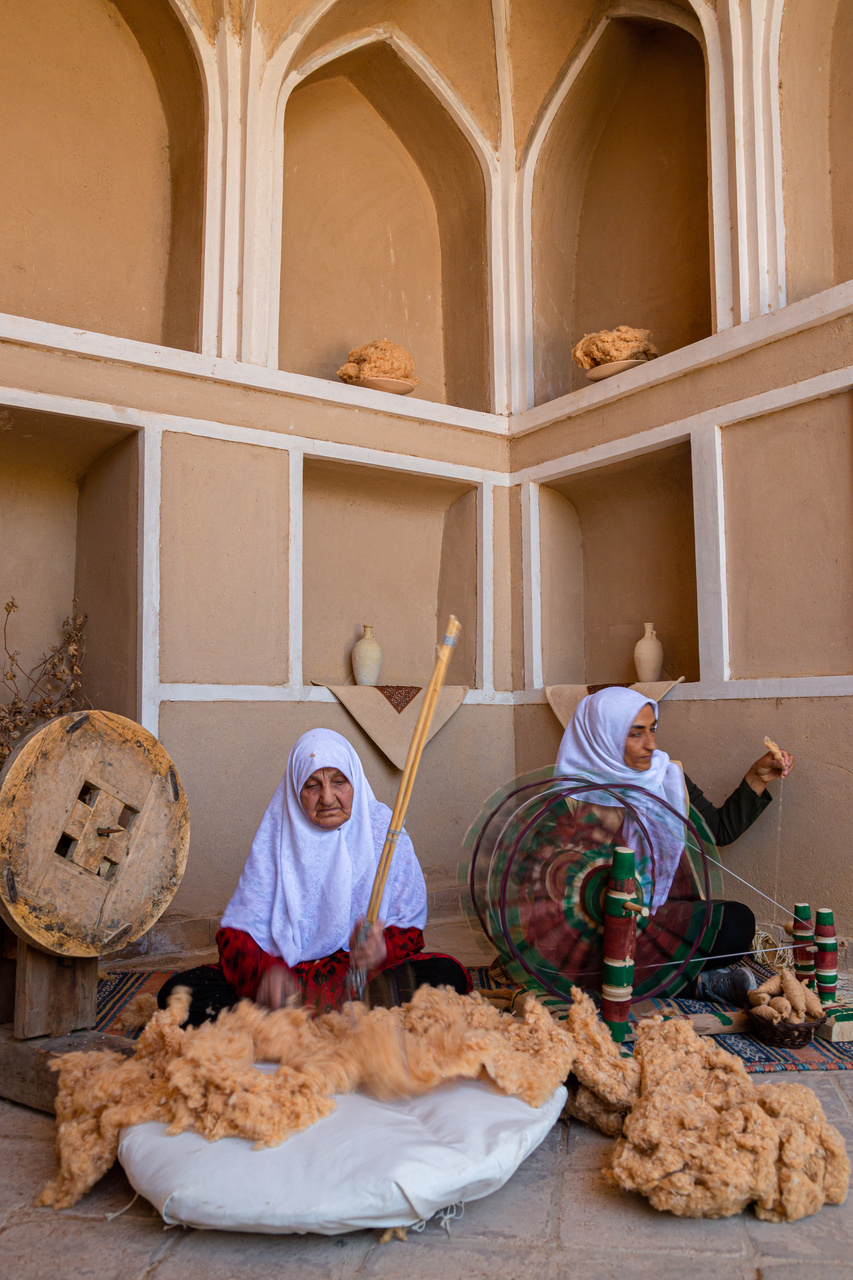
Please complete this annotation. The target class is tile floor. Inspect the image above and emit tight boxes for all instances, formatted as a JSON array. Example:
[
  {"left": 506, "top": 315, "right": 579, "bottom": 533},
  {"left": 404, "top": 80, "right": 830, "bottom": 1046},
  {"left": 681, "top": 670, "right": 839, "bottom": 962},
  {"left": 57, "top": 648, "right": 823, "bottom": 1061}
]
[{"left": 2, "top": 1072, "right": 851, "bottom": 1280}]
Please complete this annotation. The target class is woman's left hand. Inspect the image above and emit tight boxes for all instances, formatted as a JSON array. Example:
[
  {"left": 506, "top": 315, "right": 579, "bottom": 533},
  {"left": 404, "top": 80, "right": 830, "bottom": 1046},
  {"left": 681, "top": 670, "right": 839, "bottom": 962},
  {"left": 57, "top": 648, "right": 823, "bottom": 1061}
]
[
  {"left": 349, "top": 919, "right": 387, "bottom": 973},
  {"left": 745, "top": 748, "right": 794, "bottom": 793}
]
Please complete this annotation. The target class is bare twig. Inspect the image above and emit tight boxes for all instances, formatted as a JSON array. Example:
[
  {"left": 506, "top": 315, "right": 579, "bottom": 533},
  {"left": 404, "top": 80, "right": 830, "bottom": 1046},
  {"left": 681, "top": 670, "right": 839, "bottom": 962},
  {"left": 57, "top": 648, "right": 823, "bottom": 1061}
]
[{"left": 0, "top": 598, "right": 89, "bottom": 766}]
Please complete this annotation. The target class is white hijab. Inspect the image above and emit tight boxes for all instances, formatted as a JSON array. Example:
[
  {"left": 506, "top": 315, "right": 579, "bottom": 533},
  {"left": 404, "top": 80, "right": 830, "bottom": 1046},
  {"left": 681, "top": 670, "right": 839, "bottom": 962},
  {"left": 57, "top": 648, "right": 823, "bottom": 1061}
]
[
  {"left": 555, "top": 687, "right": 687, "bottom": 908},
  {"left": 221, "top": 728, "right": 427, "bottom": 966}
]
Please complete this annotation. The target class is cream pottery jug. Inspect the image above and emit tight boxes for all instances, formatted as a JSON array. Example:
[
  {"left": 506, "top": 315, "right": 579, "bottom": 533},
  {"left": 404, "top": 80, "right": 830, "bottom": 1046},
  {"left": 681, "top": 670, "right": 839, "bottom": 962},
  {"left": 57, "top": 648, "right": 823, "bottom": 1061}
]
[
  {"left": 352, "top": 625, "right": 382, "bottom": 686},
  {"left": 634, "top": 623, "right": 663, "bottom": 682}
]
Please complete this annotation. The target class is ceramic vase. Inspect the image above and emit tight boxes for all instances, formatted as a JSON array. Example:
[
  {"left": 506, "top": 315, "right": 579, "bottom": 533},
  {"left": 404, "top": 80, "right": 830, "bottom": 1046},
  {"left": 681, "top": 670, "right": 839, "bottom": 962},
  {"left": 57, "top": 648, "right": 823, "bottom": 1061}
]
[
  {"left": 352, "top": 625, "right": 382, "bottom": 686},
  {"left": 633, "top": 623, "right": 663, "bottom": 682}
]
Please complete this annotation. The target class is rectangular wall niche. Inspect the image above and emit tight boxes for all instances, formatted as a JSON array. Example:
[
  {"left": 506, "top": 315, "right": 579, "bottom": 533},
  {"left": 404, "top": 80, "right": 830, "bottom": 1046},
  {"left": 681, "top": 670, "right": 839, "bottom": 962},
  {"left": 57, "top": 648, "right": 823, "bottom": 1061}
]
[
  {"left": 540, "top": 442, "right": 700, "bottom": 685},
  {"left": 0, "top": 406, "right": 138, "bottom": 719},
  {"left": 302, "top": 458, "right": 477, "bottom": 687},
  {"left": 723, "top": 394, "right": 853, "bottom": 678}
]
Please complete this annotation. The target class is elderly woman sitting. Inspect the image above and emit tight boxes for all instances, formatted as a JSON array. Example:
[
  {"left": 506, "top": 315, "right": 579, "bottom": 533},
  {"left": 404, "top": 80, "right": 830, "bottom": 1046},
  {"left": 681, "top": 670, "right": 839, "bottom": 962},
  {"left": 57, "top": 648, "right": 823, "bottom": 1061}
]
[{"left": 158, "top": 728, "right": 470, "bottom": 1024}]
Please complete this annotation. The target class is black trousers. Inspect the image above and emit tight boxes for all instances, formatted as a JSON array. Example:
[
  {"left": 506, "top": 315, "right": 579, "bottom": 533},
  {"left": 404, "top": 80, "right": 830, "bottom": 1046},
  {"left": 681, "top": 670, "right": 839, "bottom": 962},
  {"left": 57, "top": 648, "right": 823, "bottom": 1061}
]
[
  {"left": 157, "top": 956, "right": 471, "bottom": 1028},
  {"left": 696, "top": 900, "right": 756, "bottom": 970}
]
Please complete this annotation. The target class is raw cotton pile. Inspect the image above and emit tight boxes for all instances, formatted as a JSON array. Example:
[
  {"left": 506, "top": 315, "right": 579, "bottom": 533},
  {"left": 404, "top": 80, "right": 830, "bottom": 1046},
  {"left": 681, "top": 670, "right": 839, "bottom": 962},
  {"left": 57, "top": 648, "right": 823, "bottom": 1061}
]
[
  {"left": 561, "top": 987, "right": 640, "bottom": 1137},
  {"left": 571, "top": 326, "right": 659, "bottom": 369},
  {"left": 39, "top": 985, "right": 574, "bottom": 1211},
  {"left": 605, "top": 1016, "right": 849, "bottom": 1221},
  {"left": 748, "top": 968, "right": 824, "bottom": 1026},
  {"left": 337, "top": 338, "right": 419, "bottom": 385}
]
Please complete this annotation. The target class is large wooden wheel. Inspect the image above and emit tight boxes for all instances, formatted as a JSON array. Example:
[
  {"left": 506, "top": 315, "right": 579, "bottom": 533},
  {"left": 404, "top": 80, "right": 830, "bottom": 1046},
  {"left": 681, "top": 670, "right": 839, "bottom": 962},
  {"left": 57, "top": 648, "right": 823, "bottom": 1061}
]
[
  {"left": 0, "top": 711, "right": 189, "bottom": 958},
  {"left": 464, "top": 768, "right": 724, "bottom": 1002}
]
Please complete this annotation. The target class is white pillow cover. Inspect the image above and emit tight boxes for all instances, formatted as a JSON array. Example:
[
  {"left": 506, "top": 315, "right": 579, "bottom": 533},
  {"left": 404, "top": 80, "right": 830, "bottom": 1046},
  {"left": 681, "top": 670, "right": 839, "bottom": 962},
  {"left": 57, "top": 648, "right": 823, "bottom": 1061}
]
[{"left": 118, "top": 1072, "right": 566, "bottom": 1235}]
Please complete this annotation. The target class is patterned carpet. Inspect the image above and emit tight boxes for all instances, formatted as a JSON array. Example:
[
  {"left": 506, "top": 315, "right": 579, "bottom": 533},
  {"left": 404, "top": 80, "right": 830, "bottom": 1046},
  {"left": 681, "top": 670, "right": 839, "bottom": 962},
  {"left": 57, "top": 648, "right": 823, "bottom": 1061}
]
[{"left": 95, "top": 964, "right": 853, "bottom": 1072}]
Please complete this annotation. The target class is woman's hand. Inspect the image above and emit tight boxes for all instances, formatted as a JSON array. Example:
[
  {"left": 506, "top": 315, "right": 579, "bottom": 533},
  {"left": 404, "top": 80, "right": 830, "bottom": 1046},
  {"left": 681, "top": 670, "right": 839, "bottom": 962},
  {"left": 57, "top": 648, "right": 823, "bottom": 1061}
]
[
  {"left": 349, "top": 919, "right": 387, "bottom": 974},
  {"left": 745, "top": 748, "right": 794, "bottom": 794},
  {"left": 255, "top": 965, "right": 301, "bottom": 1009}
]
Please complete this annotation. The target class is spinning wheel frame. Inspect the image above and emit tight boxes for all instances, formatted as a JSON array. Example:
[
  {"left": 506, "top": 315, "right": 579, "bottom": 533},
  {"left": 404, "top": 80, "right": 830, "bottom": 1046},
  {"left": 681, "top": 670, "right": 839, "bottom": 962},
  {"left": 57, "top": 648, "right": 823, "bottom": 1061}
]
[{"left": 467, "top": 773, "right": 717, "bottom": 1004}]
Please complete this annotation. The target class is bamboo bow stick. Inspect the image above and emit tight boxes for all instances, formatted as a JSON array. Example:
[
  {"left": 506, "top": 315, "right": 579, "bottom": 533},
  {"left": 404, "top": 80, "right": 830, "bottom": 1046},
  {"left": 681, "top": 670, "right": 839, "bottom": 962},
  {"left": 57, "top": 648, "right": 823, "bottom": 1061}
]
[{"left": 364, "top": 614, "right": 461, "bottom": 924}]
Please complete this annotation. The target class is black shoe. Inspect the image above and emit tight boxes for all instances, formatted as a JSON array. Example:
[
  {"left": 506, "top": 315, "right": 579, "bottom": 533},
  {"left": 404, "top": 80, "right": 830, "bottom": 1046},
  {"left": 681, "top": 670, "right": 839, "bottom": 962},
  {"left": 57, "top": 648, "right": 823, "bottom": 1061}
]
[{"left": 696, "top": 964, "right": 757, "bottom": 1007}]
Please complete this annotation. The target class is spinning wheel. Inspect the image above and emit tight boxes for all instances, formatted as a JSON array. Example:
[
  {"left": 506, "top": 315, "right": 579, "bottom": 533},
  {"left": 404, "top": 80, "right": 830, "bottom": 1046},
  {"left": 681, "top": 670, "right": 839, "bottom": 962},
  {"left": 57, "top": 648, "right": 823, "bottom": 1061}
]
[
  {"left": 0, "top": 710, "right": 189, "bottom": 1051},
  {"left": 464, "top": 768, "right": 724, "bottom": 1007}
]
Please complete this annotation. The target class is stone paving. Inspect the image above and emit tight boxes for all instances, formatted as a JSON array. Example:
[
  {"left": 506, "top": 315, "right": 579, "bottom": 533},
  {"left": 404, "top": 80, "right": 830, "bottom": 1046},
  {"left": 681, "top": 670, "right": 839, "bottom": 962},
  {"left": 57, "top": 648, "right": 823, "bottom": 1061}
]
[{"left": 2, "top": 1072, "right": 852, "bottom": 1280}]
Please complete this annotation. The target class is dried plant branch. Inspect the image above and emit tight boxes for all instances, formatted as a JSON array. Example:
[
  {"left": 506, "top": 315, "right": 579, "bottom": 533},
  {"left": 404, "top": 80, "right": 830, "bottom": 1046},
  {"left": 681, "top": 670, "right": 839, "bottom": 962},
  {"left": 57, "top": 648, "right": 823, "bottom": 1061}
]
[{"left": 0, "top": 598, "right": 89, "bottom": 767}]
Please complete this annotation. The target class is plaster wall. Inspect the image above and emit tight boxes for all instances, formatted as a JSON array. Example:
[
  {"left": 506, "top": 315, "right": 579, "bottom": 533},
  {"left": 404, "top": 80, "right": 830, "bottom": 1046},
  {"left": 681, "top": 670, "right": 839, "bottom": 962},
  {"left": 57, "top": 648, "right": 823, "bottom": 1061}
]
[
  {"left": 723, "top": 394, "right": 853, "bottom": 679},
  {"left": 292, "top": 0, "right": 501, "bottom": 147},
  {"left": 491, "top": 485, "right": 515, "bottom": 692},
  {"left": 74, "top": 437, "right": 139, "bottom": 718},
  {"left": 779, "top": 0, "right": 837, "bottom": 303},
  {"left": 302, "top": 457, "right": 472, "bottom": 686},
  {"left": 548, "top": 443, "right": 700, "bottom": 685},
  {"left": 829, "top": 1, "right": 853, "bottom": 288},
  {"left": 279, "top": 75, "right": 446, "bottom": 402},
  {"left": 0, "top": 461, "right": 78, "bottom": 682},
  {"left": 435, "top": 490, "right": 478, "bottom": 687},
  {"left": 160, "top": 699, "right": 516, "bottom": 917},
  {"left": 0, "top": 0, "right": 201, "bottom": 348},
  {"left": 159, "top": 433, "right": 290, "bottom": 685},
  {"left": 539, "top": 486, "right": 584, "bottom": 685},
  {"left": 532, "top": 19, "right": 711, "bottom": 404}
]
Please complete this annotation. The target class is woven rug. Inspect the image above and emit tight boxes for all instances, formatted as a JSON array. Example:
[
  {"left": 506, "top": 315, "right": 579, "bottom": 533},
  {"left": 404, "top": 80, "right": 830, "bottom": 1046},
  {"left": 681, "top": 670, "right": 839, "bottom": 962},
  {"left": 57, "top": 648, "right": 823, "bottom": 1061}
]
[{"left": 95, "top": 966, "right": 853, "bottom": 1071}]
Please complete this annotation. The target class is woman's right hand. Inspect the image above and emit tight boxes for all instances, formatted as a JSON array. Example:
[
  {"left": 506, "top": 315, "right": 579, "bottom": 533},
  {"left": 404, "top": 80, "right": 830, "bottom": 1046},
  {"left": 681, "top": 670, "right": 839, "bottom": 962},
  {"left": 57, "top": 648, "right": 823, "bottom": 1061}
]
[{"left": 255, "top": 965, "right": 300, "bottom": 1009}]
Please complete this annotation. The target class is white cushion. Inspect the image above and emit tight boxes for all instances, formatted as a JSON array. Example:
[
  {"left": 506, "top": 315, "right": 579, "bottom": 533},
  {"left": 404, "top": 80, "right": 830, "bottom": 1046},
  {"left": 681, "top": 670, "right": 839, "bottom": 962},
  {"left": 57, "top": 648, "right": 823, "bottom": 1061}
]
[{"left": 118, "top": 1072, "right": 565, "bottom": 1235}]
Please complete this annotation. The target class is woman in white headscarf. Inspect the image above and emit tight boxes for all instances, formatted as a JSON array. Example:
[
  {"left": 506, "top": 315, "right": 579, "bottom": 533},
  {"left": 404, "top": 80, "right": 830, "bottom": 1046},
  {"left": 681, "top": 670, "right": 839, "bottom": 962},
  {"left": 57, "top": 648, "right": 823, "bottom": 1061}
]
[
  {"left": 159, "top": 728, "right": 470, "bottom": 1023},
  {"left": 555, "top": 687, "right": 794, "bottom": 1004}
]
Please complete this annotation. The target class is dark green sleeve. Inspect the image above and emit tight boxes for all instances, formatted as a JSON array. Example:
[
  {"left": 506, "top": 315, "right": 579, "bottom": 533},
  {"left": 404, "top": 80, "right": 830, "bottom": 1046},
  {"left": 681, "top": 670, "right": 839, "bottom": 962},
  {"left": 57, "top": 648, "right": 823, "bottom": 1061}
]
[{"left": 684, "top": 773, "right": 772, "bottom": 846}]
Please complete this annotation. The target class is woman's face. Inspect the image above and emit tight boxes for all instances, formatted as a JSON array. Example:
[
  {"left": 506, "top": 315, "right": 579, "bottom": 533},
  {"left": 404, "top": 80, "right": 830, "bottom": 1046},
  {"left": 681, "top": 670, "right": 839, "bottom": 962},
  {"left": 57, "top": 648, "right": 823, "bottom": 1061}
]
[
  {"left": 623, "top": 703, "right": 658, "bottom": 771},
  {"left": 300, "top": 767, "right": 354, "bottom": 828}
]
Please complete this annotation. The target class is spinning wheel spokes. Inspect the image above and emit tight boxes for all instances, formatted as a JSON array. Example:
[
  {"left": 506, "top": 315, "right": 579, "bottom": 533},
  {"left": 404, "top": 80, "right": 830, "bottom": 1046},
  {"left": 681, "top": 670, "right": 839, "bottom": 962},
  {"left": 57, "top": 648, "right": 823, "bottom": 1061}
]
[{"left": 463, "top": 769, "right": 724, "bottom": 1004}]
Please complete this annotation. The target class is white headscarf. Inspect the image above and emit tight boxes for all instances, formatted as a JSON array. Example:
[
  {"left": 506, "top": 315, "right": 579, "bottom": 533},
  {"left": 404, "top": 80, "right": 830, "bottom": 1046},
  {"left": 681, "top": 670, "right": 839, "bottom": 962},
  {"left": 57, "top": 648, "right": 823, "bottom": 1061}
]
[
  {"left": 220, "top": 728, "right": 427, "bottom": 966},
  {"left": 555, "top": 687, "right": 687, "bottom": 908}
]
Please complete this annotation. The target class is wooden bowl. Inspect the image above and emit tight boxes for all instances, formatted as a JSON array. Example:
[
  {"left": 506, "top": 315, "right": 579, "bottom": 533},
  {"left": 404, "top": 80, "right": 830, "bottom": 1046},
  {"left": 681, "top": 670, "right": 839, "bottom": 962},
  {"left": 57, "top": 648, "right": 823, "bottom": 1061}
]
[
  {"left": 747, "top": 1008, "right": 827, "bottom": 1048},
  {"left": 342, "top": 376, "right": 417, "bottom": 396},
  {"left": 584, "top": 358, "right": 649, "bottom": 382}
]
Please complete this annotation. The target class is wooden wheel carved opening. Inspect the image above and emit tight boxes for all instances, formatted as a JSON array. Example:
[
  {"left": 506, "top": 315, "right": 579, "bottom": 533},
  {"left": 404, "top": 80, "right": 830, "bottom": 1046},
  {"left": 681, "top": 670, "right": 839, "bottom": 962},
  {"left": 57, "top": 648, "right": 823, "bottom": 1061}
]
[{"left": 0, "top": 711, "right": 190, "bottom": 957}]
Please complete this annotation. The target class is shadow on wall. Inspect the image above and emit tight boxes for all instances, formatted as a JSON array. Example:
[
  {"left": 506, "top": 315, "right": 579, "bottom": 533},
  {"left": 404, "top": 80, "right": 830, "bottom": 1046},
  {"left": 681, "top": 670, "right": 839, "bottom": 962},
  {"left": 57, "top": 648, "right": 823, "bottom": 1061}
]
[
  {"left": 780, "top": 0, "right": 853, "bottom": 301},
  {"left": 301, "top": 458, "right": 478, "bottom": 687},
  {"left": 0, "top": 0, "right": 204, "bottom": 351},
  {"left": 540, "top": 442, "right": 700, "bottom": 686},
  {"left": 532, "top": 16, "right": 712, "bottom": 403},
  {"left": 279, "top": 42, "right": 490, "bottom": 412}
]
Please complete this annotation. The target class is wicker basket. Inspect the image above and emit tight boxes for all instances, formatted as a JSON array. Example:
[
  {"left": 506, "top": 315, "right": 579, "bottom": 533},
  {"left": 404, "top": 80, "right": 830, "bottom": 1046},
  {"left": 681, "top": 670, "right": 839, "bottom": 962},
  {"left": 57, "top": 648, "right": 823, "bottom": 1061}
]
[{"left": 747, "top": 1008, "right": 827, "bottom": 1048}]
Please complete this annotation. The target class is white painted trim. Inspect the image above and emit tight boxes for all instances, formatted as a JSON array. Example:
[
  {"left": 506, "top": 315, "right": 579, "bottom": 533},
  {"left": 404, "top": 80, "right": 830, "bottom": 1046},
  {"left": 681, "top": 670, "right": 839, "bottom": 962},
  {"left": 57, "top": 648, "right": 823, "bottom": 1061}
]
[
  {"left": 0, "top": 311, "right": 507, "bottom": 437},
  {"left": 690, "top": 0, "right": 735, "bottom": 329},
  {"left": 690, "top": 425, "right": 730, "bottom": 684},
  {"left": 490, "top": 0, "right": 515, "bottom": 416},
  {"left": 254, "top": 26, "right": 502, "bottom": 408},
  {"left": 511, "top": 278, "right": 853, "bottom": 435},
  {"left": 138, "top": 427, "right": 162, "bottom": 736},
  {"left": 728, "top": 0, "right": 752, "bottom": 322},
  {"left": 5, "top": 274, "right": 853, "bottom": 439},
  {"left": 520, "top": 481, "right": 543, "bottom": 690},
  {"left": 287, "top": 449, "right": 304, "bottom": 688},
  {"left": 164, "top": 0, "right": 228, "bottom": 357},
  {"left": 518, "top": 18, "right": 609, "bottom": 411},
  {"left": 477, "top": 482, "right": 495, "bottom": 694},
  {"left": 766, "top": 0, "right": 787, "bottom": 310},
  {"left": 152, "top": 675, "right": 853, "bottom": 706},
  {"left": 517, "top": 362, "right": 853, "bottom": 486}
]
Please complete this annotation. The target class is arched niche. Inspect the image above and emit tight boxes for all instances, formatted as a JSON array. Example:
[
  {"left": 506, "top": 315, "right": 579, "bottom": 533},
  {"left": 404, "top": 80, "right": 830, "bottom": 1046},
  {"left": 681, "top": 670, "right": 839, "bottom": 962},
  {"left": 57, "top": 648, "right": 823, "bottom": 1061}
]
[
  {"left": 531, "top": 17, "right": 712, "bottom": 403},
  {"left": 279, "top": 42, "right": 490, "bottom": 412},
  {"left": 780, "top": 0, "right": 853, "bottom": 301},
  {"left": 0, "top": 0, "right": 204, "bottom": 351}
]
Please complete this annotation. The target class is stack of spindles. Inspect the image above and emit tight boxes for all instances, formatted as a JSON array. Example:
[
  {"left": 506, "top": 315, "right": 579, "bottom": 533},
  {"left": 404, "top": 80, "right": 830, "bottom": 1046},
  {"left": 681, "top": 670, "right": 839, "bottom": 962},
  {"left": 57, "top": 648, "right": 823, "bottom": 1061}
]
[
  {"left": 791, "top": 902, "right": 817, "bottom": 989},
  {"left": 815, "top": 907, "right": 838, "bottom": 1005}
]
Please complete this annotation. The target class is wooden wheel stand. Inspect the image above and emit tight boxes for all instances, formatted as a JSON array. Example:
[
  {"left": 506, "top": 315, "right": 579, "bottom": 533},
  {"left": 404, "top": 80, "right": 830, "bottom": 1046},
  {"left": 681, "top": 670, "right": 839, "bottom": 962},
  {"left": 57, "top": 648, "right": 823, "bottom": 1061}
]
[{"left": 0, "top": 711, "right": 190, "bottom": 1112}]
